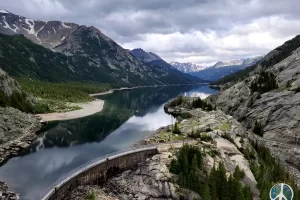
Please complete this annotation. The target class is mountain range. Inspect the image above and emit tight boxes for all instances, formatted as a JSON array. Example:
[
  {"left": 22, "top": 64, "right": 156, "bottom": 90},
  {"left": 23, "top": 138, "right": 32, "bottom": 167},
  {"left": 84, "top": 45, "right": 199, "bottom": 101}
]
[
  {"left": 169, "top": 62, "right": 207, "bottom": 73},
  {"left": 129, "top": 48, "right": 203, "bottom": 83},
  {"left": 0, "top": 9, "right": 204, "bottom": 86},
  {"left": 187, "top": 56, "right": 263, "bottom": 81}
]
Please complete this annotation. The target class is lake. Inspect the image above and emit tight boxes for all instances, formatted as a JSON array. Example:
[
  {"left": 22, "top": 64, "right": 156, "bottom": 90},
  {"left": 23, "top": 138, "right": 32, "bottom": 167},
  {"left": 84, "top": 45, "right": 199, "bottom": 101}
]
[{"left": 0, "top": 85, "right": 218, "bottom": 200}]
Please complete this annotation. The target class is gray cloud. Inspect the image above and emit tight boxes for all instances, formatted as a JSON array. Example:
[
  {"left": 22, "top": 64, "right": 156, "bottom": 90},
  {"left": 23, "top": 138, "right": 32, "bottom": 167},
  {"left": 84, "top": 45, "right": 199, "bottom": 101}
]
[{"left": 1, "top": 0, "right": 300, "bottom": 64}]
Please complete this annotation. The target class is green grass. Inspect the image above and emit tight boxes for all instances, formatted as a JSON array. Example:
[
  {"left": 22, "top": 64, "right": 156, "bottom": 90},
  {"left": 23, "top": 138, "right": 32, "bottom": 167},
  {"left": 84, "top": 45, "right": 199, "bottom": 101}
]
[
  {"left": 177, "top": 123, "right": 184, "bottom": 128},
  {"left": 158, "top": 132, "right": 186, "bottom": 142},
  {"left": 220, "top": 122, "right": 232, "bottom": 131}
]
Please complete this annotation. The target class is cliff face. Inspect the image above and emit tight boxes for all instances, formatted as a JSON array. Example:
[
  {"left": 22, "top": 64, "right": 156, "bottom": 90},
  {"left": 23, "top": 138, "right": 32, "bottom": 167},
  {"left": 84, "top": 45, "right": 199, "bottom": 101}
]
[{"left": 208, "top": 45, "right": 300, "bottom": 183}]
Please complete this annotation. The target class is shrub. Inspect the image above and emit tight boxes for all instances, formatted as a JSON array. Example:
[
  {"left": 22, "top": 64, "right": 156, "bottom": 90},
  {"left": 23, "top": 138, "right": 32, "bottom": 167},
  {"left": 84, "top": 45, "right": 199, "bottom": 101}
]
[
  {"left": 85, "top": 192, "right": 95, "bottom": 200},
  {"left": 252, "top": 120, "right": 264, "bottom": 136}
]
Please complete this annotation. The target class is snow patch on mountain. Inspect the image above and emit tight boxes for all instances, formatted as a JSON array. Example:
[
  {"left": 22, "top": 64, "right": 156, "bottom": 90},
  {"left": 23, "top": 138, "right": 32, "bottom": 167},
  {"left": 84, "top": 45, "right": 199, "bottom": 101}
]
[
  {"left": 0, "top": 9, "right": 9, "bottom": 14},
  {"left": 62, "top": 22, "right": 71, "bottom": 29},
  {"left": 170, "top": 62, "right": 207, "bottom": 73},
  {"left": 213, "top": 60, "right": 243, "bottom": 68},
  {"left": 24, "top": 18, "right": 35, "bottom": 34},
  {"left": 35, "top": 24, "right": 45, "bottom": 41},
  {"left": 52, "top": 27, "right": 56, "bottom": 34},
  {"left": 2, "top": 16, "right": 18, "bottom": 33}
]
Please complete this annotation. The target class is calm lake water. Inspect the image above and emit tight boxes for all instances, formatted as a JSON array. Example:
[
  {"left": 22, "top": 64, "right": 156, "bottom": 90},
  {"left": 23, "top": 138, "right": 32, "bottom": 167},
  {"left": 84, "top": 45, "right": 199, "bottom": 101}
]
[{"left": 0, "top": 85, "right": 218, "bottom": 200}]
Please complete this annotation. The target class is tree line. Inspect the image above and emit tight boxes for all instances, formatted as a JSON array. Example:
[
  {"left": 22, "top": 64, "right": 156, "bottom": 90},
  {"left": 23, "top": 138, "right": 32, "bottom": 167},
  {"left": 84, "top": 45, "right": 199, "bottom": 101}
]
[
  {"left": 250, "top": 71, "right": 278, "bottom": 93},
  {"left": 250, "top": 141, "right": 300, "bottom": 199},
  {"left": 0, "top": 90, "right": 33, "bottom": 113},
  {"left": 17, "top": 78, "right": 113, "bottom": 103},
  {"left": 167, "top": 95, "right": 214, "bottom": 111}
]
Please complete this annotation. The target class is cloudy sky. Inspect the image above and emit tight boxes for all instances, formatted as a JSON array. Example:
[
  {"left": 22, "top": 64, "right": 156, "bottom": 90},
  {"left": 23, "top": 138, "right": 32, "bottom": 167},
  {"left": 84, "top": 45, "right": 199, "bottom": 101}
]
[{"left": 2, "top": 0, "right": 300, "bottom": 65}]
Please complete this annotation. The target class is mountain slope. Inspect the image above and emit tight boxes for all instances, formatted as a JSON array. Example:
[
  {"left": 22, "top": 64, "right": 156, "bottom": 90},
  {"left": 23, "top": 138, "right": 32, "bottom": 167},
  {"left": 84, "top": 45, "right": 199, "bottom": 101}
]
[
  {"left": 0, "top": 33, "right": 126, "bottom": 84},
  {"left": 0, "top": 10, "right": 202, "bottom": 86},
  {"left": 190, "top": 56, "right": 262, "bottom": 81},
  {"left": 130, "top": 48, "right": 163, "bottom": 62},
  {"left": 170, "top": 62, "right": 207, "bottom": 73}
]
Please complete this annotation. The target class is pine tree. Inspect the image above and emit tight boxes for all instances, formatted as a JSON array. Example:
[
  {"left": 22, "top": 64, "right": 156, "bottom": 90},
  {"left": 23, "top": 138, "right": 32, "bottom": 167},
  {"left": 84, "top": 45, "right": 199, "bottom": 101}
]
[
  {"left": 243, "top": 186, "right": 252, "bottom": 200},
  {"left": 211, "top": 181, "right": 218, "bottom": 200},
  {"left": 202, "top": 183, "right": 211, "bottom": 200},
  {"left": 216, "top": 162, "right": 227, "bottom": 200},
  {"left": 173, "top": 122, "right": 181, "bottom": 134},
  {"left": 191, "top": 154, "right": 199, "bottom": 172}
]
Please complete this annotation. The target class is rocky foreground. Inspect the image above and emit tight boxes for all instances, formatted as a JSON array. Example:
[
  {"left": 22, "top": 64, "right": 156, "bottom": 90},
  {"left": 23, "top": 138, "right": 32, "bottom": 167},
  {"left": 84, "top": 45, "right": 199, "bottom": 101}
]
[
  {"left": 207, "top": 45, "right": 300, "bottom": 184},
  {"left": 0, "top": 106, "right": 41, "bottom": 166},
  {"left": 68, "top": 102, "right": 261, "bottom": 200}
]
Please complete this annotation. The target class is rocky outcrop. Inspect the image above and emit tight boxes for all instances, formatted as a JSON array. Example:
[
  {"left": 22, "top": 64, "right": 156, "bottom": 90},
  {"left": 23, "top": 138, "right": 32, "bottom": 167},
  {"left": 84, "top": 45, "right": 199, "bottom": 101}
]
[
  {"left": 0, "top": 181, "right": 18, "bottom": 200},
  {"left": 0, "top": 106, "right": 41, "bottom": 166}
]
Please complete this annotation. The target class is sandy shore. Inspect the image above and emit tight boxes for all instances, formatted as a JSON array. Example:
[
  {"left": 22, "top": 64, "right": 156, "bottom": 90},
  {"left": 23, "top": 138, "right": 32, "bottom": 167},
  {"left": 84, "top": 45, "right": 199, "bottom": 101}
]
[
  {"left": 36, "top": 99, "right": 104, "bottom": 122},
  {"left": 89, "top": 87, "right": 139, "bottom": 97}
]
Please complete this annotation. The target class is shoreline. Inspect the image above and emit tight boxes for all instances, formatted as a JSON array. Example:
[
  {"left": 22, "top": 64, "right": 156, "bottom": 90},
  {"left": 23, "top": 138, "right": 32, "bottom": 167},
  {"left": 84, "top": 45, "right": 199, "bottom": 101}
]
[
  {"left": 36, "top": 83, "right": 209, "bottom": 122},
  {"left": 90, "top": 83, "right": 209, "bottom": 97},
  {"left": 36, "top": 99, "right": 104, "bottom": 122},
  {"left": 89, "top": 87, "right": 140, "bottom": 97}
]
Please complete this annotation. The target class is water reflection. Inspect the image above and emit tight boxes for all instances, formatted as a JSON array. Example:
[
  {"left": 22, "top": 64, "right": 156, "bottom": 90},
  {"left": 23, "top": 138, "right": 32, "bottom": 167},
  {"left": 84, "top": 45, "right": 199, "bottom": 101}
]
[
  {"left": 27, "top": 86, "right": 210, "bottom": 151},
  {"left": 0, "top": 85, "right": 218, "bottom": 200}
]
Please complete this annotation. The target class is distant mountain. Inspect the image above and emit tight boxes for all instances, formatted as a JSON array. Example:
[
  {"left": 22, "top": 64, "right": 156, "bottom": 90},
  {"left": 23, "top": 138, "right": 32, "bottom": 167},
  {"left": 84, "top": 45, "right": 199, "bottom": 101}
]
[
  {"left": 170, "top": 62, "right": 208, "bottom": 73},
  {"left": 212, "top": 57, "right": 262, "bottom": 68},
  {"left": 130, "top": 48, "right": 163, "bottom": 62},
  {"left": 130, "top": 48, "right": 207, "bottom": 83},
  {"left": 212, "top": 35, "right": 300, "bottom": 85},
  {"left": 189, "top": 56, "right": 263, "bottom": 81},
  {"left": 0, "top": 10, "right": 202, "bottom": 86}
]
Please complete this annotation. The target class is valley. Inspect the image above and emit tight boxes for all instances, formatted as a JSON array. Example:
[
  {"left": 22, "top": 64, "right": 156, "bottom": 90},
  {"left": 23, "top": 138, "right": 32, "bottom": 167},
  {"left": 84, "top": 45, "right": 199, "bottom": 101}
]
[{"left": 0, "top": 3, "right": 299, "bottom": 200}]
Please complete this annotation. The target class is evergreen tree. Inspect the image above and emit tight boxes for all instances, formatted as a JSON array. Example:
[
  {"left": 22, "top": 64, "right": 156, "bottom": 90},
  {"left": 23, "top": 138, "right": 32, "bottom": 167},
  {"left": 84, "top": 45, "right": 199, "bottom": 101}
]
[
  {"left": 173, "top": 122, "right": 181, "bottom": 134},
  {"left": 202, "top": 183, "right": 211, "bottom": 200}
]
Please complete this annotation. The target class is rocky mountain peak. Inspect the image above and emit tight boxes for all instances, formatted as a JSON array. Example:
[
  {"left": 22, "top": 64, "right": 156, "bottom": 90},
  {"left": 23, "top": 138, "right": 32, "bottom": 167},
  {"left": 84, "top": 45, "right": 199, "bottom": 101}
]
[
  {"left": 170, "top": 62, "right": 207, "bottom": 73},
  {"left": 0, "top": 9, "right": 78, "bottom": 48}
]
